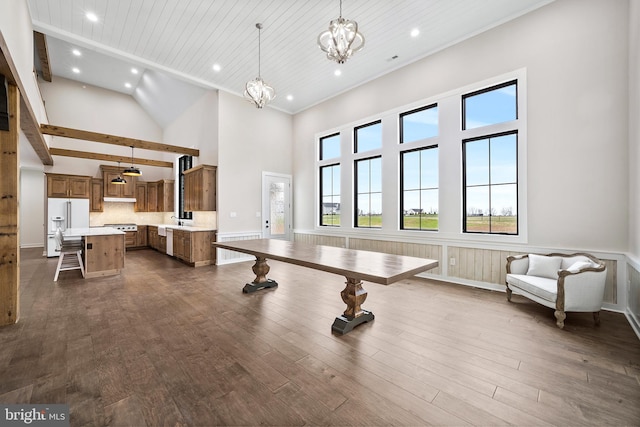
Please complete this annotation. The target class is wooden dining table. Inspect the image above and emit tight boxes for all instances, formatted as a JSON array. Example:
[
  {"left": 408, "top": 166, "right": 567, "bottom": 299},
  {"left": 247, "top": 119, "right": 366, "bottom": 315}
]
[{"left": 212, "top": 239, "right": 439, "bottom": 334}]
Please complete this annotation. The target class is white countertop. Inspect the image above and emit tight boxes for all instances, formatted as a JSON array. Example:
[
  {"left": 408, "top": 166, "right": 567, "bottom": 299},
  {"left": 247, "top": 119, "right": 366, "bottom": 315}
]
[
  {"left": 65, "top": 227, "right": 126, "bottom": 237},
  {"left": 147, "top": 224, "right": 217, "bottom": 232}
]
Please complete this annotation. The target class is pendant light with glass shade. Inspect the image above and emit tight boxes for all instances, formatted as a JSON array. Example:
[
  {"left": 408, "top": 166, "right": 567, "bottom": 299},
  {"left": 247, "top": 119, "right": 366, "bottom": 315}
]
[
  {"left": 111, "top": 161, "right": 127, "bottom": 185},
  {"left": 244, "top": 23, "right": 275, "bottom": 109},
  {"left": 317, "top": 0, "right": 365, "bottom": 64},
  {"left": 123, "top": 146, "right": 141, "bottom": 177}
]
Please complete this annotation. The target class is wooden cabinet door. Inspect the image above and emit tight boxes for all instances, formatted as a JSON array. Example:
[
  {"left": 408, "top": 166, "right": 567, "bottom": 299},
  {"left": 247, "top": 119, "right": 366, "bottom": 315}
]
[
  {"left": 90, "top": 179, "right": 103, "bottom": 212},
  {"left": 125, "top": 231, "right": 136, "bottom": 248},
  {"left": 184, "top": 165, "right": 216, "bottom": 211},
  {"left": 103, "top": 171, "right": 122, "bottom": 197},
  {"left": 135, "top": 182, "right": 147, "bottom": 212},
  {"left": 68, "top": 176, "right": 91, "bottom": 198},
  {"left": 147, "top": 183, "right": 158, "bottom": 212},
  {"left": 123, "top": 175, "right": 136, "bottom": 198},
  {"left": 47, "top": 175, "right": 69, "bottom": 198},
  {"left": 136, "top": 226, "right": 148, "bottom": 247}
]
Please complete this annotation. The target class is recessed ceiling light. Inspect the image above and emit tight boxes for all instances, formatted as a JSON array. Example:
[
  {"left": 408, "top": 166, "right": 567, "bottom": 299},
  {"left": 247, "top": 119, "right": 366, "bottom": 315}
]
[
  {"left": 131, "top": 67, "right": 139, "bottom": 74},
  {"left": 72, "top": 67, "right": 80, "bottom": 74},
  {"left": 286, "top": 95, "right": 293, "bottom": 101},
  {"left": 85, "top": 11, "right": 98, "bottom": 22},
  {"left": 125, "top": 83, "right": 132, "bottom": 89},
  {"left": 212, "top": 63, "right": 221, "bottom": 72},
  {"left": 334, "top": 69, "right": 342, "bottom": 76},
  {"left": 72, "top": 49, "right": 81, "bottom": 56},
  {"left": 411, "top": 28, "right": 420, "bottom": 37}
]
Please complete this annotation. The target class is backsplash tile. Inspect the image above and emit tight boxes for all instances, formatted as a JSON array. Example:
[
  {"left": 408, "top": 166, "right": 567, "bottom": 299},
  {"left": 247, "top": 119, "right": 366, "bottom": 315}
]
[{"left": 90, "top": 202, "right": 217, "bottom": 229}]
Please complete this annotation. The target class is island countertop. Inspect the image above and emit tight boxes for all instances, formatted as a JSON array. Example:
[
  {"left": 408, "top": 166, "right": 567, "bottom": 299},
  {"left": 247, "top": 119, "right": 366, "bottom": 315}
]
[{"left": 65, "top": 227, "right": 125, "bottom": 237}]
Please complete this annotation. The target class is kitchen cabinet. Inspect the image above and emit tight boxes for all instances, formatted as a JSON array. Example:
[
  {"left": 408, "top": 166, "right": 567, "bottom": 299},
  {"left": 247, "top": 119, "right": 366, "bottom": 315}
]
[
  {"left": 135, "top": 182, "right": 147, "bottom": 212},
  {"left": 125, "top": 231, "right": 136, "bottom": 248},
  {"left": 147, "top": 226, "right": 166, "bottom": 253},
  {"left": 46, "top": 173, "right": 91, "bottom": 198},
  {"left": 147, "top": 182, "right": 158, "bottom": 212},
  {"left": 172, "top": 229, "right": 213, "bottom": 266},
  {"left": 101, "top": 165, "right": 136, "bottom": 198},
  {"left": 157, "top": 180, "right": 174, "bottom": 212},
  {"left": 90, "top": 179, "right": 103, "bottom": 212},
  {"left": 183, "top": 164, "right": 216, "bottom": 211},
  {"left": 142, "top": 180, "right": 173, "bottom": 212},
  {"left": 136, "top": 225, "right": 147, "bottom": 247}
]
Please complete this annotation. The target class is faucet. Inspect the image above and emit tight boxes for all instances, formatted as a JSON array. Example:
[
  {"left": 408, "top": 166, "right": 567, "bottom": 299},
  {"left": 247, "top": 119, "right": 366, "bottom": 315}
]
[{"left": 170, "top": 216, "right": 183, "bottom": 226}]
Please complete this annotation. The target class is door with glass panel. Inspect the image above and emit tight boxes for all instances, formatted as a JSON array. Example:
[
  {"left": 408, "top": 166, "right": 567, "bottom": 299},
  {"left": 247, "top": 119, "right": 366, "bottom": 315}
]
[{"left": 262, "top": 172, "right": 292, "bottom": 240}]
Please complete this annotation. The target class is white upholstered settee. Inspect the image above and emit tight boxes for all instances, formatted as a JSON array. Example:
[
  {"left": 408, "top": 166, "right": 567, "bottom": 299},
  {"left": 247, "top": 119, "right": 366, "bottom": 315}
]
[{"left": 505, "top": 253, "right": 607, "bottom": 329}]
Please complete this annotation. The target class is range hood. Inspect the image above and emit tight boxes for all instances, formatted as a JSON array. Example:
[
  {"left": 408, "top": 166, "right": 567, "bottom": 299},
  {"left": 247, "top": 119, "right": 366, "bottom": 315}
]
[{"left": 104, "top": 197, "right": 136, "bottom": 203}]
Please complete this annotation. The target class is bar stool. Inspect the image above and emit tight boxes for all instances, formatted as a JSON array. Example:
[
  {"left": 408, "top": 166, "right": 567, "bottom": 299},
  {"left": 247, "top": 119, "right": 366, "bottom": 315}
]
[{"left": 54, "top": 228, "right": 85, "bottom": 281}]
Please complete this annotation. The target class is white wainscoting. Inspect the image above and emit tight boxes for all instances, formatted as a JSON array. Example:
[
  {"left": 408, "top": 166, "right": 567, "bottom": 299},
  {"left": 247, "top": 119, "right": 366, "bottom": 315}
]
[{"left": 215, "top": 231, "right": 262, "bottom": 265}]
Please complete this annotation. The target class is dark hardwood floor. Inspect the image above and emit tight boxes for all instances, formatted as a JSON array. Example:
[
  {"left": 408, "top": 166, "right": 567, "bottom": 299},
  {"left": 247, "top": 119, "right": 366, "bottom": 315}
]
[{"left": 1, "top": 247, "right": 639, "bottom": 426}]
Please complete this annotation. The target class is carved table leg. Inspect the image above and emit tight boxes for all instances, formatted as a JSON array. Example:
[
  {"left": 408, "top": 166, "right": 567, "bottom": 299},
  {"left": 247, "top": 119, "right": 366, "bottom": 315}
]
[
  {"left": 243, "top": 256, "right": 278, "bottom": 293},
  {"left": 331, "top": 277, "right": 375, "bottom": 334}
]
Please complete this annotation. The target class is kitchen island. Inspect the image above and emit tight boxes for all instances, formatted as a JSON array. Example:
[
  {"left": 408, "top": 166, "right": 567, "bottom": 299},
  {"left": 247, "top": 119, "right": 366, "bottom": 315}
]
[{"left": 65, "top": 227, "right": 125, "bottom": 278}]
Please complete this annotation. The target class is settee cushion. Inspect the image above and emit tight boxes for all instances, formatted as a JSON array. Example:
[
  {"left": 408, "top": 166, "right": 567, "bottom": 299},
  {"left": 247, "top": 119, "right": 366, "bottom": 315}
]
[
  {"left": 507, "top": 274, "right": 557, "bottom": 302},
  {"left": 566, "top": 260, "right": 592, "bottom": 273},
  {"left": 526, "top": 254, "right": 562, "bottom": 279}
]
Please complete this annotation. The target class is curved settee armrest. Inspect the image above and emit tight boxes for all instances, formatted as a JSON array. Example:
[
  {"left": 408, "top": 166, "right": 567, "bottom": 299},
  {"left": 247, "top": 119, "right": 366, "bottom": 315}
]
[
  {"left": 556, "top": 254, "right": 607, "bottom": 313},
  {"left": 506, "top": 254, "right": 529, "bottom": 275}
]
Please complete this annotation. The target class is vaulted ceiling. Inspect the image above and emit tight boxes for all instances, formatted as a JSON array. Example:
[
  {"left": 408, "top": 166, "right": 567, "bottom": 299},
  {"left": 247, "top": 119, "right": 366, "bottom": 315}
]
[{"left": 28, "top": 0, "right": 554, "bottom": 116}]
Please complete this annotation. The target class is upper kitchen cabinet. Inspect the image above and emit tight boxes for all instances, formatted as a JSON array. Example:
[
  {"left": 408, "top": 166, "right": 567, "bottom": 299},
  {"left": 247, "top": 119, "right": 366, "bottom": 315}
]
[
  {"left": 134, "top": 182, "right": 147, "bottom": 212},
  {"left": 46, "top": 173, "right": 91, "bottom": 198},
  {"left": 184, "top": 165, "right": 216, "bottom": 211},
  {"left": 100, "top": 165, "right": 136, "bottom": 198},
  {"left": 142, "top": 180, "right": 173, "bottom": 212},
  {"left": 90, "top": 179, "right": 104, "bottom": 212},
  {"left": 157, "top": 180, "right": 174, "bottom": 212}
]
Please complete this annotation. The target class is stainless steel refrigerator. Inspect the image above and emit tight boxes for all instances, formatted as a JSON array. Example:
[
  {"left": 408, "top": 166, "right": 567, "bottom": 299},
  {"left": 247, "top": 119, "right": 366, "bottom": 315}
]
[{"left": 46, "top": 198, "right": 90, "bottom": 257}]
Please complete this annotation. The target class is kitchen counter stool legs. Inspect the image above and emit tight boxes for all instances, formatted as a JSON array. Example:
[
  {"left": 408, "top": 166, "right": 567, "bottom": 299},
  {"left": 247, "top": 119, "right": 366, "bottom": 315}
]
[{"left": 54, "top": 230, "right": 85, "bottom": 281}]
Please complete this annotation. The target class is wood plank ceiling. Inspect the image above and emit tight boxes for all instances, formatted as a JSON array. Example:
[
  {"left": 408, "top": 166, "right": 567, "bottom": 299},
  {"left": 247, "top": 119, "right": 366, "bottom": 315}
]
[{"left": 28, "top": 0, "right": 555, "bottom": 114}]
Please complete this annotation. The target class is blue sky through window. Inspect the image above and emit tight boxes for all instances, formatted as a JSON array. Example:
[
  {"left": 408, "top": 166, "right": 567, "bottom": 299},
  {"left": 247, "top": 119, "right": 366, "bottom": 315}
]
[{"left": 401, "top": 105, "right": 438, "bottom": 143}]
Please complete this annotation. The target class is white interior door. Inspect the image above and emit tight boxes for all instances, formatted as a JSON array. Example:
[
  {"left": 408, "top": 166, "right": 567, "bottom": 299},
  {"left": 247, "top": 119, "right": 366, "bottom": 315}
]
[{"left": 262, "top": 172, "right": 292, "bottom": 240}]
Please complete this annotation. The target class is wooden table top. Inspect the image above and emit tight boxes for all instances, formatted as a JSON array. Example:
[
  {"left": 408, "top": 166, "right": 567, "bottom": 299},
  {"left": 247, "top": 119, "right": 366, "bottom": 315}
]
[{"left": 213, "top": 239, "right": 438, "bottom": 285}]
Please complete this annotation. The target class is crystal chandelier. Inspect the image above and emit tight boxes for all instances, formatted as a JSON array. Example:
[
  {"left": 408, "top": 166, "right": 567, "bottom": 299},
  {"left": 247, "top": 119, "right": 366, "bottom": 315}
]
[
  {"left": 244, "top": 23, "right": 275, "bottom": 109},
  {"left": 317, "top": 0, "right": 365, "bottom": 64}
]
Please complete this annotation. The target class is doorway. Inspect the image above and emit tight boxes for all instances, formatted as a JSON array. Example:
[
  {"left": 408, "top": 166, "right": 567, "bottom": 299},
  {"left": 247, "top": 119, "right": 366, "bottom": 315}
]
[{"left": 262, "top": 172, "right": 292, "bottom": 240}]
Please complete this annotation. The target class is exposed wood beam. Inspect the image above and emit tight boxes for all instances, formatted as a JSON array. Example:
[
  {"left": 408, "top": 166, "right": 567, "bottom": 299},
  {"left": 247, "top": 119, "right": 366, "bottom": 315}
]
[
  {"left": 50, "top": 148, "right": 173, "bottom": 168},
  {"left": 0, "top": 80, "right": 20, "bottom": 326},
  {"left": 0, "top": 33, "right": 53, "bottom": 166},
  {"left": 33, "top": 31, "right": 51, "bottom": 82},
  {"left": 41, "top": 124, "right": 200, "bottom": 157}
]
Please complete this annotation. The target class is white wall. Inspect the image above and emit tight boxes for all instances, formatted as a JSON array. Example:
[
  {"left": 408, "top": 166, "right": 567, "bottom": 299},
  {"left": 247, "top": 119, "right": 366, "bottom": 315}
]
[
  {"left": 293, "top": 0, "right": 629, "bottom": 254},
  {"left": 38, "top": 76, "right": 166, "bottom": 178},
  {"left": 630, "top": 0, "right": 640, "bottom": 260},
  {"left": 217, "top": 91, "right": 293, "bottom": 234},
  {"left": 19, "top": 168, "right": 45, "bottom": 248},
  {"left": 163, "top": 90, "right": 219, "bottom": 167},
  {"left": 0, "top": 0, "right": 48, "bottom": 126}
]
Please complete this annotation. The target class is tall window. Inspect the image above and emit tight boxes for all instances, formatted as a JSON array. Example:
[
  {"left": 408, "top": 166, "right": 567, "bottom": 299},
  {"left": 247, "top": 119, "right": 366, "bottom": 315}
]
[
  {"left": 401, "top": 146, "right": 438, "bottom": 230},
  {"left": 463, "top": 132, "right": 518, "bottom": 234},
  {"left": 320, "top": 164, "right": 340, "bottom": 226},
  {"left": 178, "top": 155, "right": 193, "bottom": 220},
  {"left": 319, "top": 133, "right": 341, "bottom": 226},
  {"left": 462, "top": 80, "right": 518, "bottom": 235},
  {"left": 355, "top": 156, "right": 382, "bottom": 228}
]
